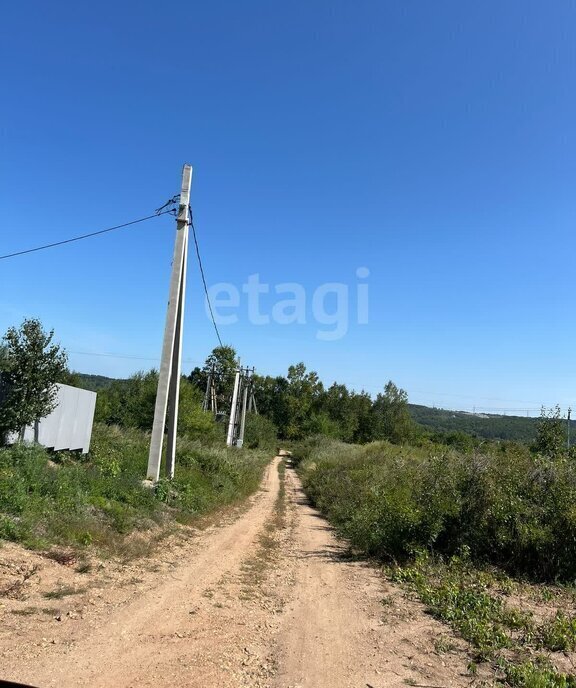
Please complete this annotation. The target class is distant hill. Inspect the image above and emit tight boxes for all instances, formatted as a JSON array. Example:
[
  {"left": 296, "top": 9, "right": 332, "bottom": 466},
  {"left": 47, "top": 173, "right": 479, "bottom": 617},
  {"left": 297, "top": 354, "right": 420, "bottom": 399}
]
[
  {"left": 409, "top": 404, "right": 551, "bottom": 443},
  {"left": 76, "top": 373, "right": 122, "bottom": 391}
]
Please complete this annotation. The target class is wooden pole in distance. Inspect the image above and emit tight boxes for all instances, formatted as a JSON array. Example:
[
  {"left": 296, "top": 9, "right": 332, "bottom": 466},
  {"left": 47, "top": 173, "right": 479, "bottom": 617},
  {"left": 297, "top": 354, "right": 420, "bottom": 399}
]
[{"left": 147, "top": 164, "right": 193, "bottom": 481}]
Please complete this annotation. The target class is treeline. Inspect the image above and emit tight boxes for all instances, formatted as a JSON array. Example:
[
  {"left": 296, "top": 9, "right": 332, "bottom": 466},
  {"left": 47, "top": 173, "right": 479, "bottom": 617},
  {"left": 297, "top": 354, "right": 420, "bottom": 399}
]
[
  {"left": 94, "top": 371, "right": 216, "bottom": 439},
  {"left": 2, "top": 317, "right": 567, "bottom": 453},
  {"left": 91, "top": 345, "right": 417, "bottom": 448},
  {"left": 93, "top": 365, "right": 277, "bottom": 450},
  {"left": 93, "top": 344, "right": 571, "bottom": 451},
  {"left": 410, "top": 404, "right": 543, "bottom": 442},
  {"left": 187, "top": 346, "right": 416, "bottom": 445}
]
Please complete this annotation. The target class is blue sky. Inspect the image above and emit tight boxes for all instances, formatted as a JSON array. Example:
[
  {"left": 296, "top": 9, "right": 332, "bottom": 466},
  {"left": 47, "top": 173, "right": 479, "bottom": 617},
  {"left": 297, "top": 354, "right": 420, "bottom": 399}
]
[{"left": 1, "top": 1, "right": 574, "bottom": 414}]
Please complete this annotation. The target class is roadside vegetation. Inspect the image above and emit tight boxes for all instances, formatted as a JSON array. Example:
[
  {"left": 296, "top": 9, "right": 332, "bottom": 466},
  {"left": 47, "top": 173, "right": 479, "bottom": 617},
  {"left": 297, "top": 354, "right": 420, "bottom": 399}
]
[
  {"left": 0, "top": 321, "right": 274, "bottom": 556},
  {"left": 0, "top": 423, "right": 270, "bottom": 554},
  {"left": 293, "top": 405, "right": 576, "bottom": 686},
  {"left": 295, "top": 433, "right": 576, "bottom": 580},
  {"left": 393, "top": 553, "right": 576, "bottom": 687}
]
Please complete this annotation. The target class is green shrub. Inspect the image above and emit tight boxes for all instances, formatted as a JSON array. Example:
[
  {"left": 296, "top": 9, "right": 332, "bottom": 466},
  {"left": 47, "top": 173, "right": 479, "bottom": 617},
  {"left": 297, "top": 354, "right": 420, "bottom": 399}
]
[
  {"left": 539, "top": 612, "right": 576, "bottom": 652},
  {"left": 501, "top": 658, "right": 576, "bottom": 688},
  {"left": 0, "top": 423, "right": 269, "bottom": 552},
  {"left": 297, "top": 438, "right": 576, "bottom": 580},
  {"left": 244, "top": 413, "right": 278, "bottom": 449}
]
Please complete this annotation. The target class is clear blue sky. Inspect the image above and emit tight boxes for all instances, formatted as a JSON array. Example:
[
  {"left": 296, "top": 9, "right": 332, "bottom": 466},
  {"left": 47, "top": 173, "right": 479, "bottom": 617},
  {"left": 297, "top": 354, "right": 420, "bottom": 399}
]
[{"left": 1, "top": 1, "right": 574, "bottom": 414}]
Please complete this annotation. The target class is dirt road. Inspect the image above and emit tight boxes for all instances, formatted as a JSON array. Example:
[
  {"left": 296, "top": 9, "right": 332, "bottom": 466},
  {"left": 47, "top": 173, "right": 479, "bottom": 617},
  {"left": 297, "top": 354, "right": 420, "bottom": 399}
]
[{"left": 1, "top": 457, "right": 469, "bottom": 687}]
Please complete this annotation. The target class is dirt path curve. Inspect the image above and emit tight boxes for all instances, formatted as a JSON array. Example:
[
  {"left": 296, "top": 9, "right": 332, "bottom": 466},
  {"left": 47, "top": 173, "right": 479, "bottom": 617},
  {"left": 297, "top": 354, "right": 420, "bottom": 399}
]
[{"left": 2, "top": 456, "right": 469, "bottom": 688}]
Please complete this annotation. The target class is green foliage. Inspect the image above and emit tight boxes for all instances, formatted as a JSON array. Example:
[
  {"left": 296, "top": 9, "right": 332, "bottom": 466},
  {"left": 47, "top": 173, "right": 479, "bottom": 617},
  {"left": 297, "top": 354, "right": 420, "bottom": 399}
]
[
  {"left": 297, "top": 438, "right": 576, "bottom": 580},
  {"left": 392, "top": 554, "right": 519, "bottom": 660},
  {"left": 371, "top": 380, "right": 415, "bottom": 444},
  {"left": 189, "top": 348, "right": 564, "bottom": 448},
  {"left": 252, "top": 374, "right": 291, "bottom": 436},
  {"left": 409, "top": 404, "right": 545, "bottom": 443},
  {"left": 539, "top": 612, "right": 576, "bottom": 652},
  {"left": 78, "top": 353, "right": 574, "bottom": 448},
  {"left": 94, "top": 370, "right": 158, "bottom": 429},
  {"left": 534, "top": 406, "right": 566, "bottom": 458},
  {"left": 95, "top": 371, "right": 218, "bottom": 442},
  {"left": 253, "top": 359, "right": 414, "bottom": 445},
  {"left": 0, "top": 318, "right": 68, "bottom": 439},
  {"left": 390, "top": 554, "right": 576, "bottom": 685},
  {"left": 284, "top": 363, "right": 325, "bottom": 440},
  {"left": 243, "top": 413, "right": 278, "bottom": 449},
  {"left": 75, "top": 373, "right": 120, "bottom": 391},
  {"left": 0, "top": 423, "right": 269, "bottom": 552},
  {"left": 188, "top": 345, "right": 238, "bottom": 414},
  {"left": 501, "top": 658, "right": 576, "bottom": 688},
  {"left": 321, "top": 383, "right": 374, "bottom": 442},
  {"left": 177, "top": 379, "right": 220, "bottom": 440}
]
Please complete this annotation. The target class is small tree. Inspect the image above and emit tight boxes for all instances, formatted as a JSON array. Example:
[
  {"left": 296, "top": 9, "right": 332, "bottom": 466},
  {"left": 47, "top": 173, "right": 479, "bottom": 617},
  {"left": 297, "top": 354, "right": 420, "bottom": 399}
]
[
  {"left": 371, "top": 380, "right": 414, "bottom": 444},
  {"left": 0, "top": 318, "right": 68, "bottom": 440},
  {"left": 533, "top": 405, "right": 565, "bottom": 458}
]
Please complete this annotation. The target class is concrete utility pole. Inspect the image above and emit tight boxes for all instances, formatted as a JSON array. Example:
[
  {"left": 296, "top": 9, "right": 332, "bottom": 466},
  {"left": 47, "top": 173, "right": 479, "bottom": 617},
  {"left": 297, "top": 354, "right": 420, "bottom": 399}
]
[
  {"left": 147, "top": 164, "right": 192, "bottom": 481},
  {"left": 568, "top": 407, "right": 572, "bottom": 450},
  {"left": 226, "top": 366, "right": 256, "bottom": 447},
  {"left": 226, "top": 369, "right": 241, "bottom": 446},
  {"left": 237, "top": 372, "right": 250, "bottom": 448},
  {"left": 211, "top": 381, "right": 218, "bottom": 415}
]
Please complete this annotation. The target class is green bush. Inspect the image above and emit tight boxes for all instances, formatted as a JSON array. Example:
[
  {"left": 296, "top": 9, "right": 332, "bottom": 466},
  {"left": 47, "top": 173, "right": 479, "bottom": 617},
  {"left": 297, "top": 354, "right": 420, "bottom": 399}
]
[
  {"left": 95, "top": 372, "right": 219, "bottom": 443},
  {"left": 0, "top": 423, "right": 269, "bottom": 552},
  {"left": 243, "top": 413, "right": 277, "bottom": 449},
  {"left": 297, "top": 438, "right": 576, "bottom": 580}
]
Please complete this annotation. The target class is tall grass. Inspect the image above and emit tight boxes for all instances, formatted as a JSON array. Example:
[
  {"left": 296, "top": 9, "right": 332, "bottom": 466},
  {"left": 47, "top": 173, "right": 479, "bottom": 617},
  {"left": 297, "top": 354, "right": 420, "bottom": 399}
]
[
  {"left": 0, "top": 423, "right": 270, "bottom": 552},
  {"left": 295, "top": 436, "right": 576, "bottom": 581}
]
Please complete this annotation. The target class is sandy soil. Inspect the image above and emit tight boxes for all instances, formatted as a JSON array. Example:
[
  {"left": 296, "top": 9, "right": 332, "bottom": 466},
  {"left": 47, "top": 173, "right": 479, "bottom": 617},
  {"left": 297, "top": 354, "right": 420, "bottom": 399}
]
[{"left": 0, "top": 456, "right": 471, "bottom": 687}]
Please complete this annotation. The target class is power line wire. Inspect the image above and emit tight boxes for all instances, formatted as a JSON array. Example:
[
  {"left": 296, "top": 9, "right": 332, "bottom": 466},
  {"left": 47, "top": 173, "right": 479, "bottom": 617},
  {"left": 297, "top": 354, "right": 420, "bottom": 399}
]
[
  {"left": 188, "top": 205, "right": 223, "bottom": 348},
  {"left": 69, "top": 350, "right": 201, "bottom": 364},
  {"left": 0, "top": 207, "right": 176, "bottom": 261},
  {"left": 341, "top": 378, "right": 553, "bottom": 408},
  {"left": 68, "top": 352, "right": 562, "bottom": 415},
  {"left": 70, "top": 351, "right": 162, "bottom": 362}
]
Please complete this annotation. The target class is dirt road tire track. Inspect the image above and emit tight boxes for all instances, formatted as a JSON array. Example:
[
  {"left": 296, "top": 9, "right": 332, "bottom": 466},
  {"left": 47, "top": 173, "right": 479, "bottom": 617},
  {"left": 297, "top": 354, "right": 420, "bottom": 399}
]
[{"left": 2, "top": 456, "right": 469, "bottom": 687}]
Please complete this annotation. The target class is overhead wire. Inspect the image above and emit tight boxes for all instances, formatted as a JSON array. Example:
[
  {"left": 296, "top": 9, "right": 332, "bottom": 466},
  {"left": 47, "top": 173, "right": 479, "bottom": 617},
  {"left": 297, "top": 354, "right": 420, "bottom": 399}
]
[
  {"left": 69, "top": 350, "right": 201, "bottom": 364},
  {"left": 0, "top": 201, "right": 178, "bottom": 260},
  {"left": 1, "top": 192, "right": 230, "bottom": 374},
  {"left": 188, "top": 204, "right": 224, "bottom": 348}
]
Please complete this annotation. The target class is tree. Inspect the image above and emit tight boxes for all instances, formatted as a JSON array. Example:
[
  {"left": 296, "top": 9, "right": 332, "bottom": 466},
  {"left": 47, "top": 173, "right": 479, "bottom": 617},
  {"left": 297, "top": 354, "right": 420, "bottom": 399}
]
[
  {"left": 321, "top": 383, "right": 374, "bottom": 442},
  {"left": 285, "top": 363, "right": 324, "bottom": 439},
  {"left": 371, "top": 380, "right": 414, "bottom": 444},
  {"left": 348, "top": 391, "right": 375, "bottom": 443},
  {"left": 322, "top": 383, "right": 354, "bottom": 441},
  {"left": 533, "top": 405, "right": 565, "bottom": 458},
  {"left": 189, "top": 345, "right": 238, "bottom": 413},
  {"left": 0, "top": 318, "right": 68, "bottom": 440},
  {"left": 253, "top": 374, "right": 291, "bottom": 438}
]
